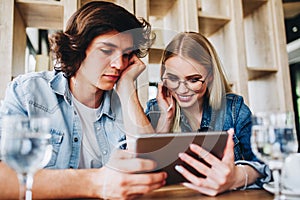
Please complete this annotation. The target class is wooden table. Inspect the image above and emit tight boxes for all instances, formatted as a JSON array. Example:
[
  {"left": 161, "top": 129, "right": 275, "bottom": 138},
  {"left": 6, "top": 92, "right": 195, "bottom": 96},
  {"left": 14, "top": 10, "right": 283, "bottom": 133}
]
[{"left": 139, "top": 185, "right": 273, "bottom": 200}]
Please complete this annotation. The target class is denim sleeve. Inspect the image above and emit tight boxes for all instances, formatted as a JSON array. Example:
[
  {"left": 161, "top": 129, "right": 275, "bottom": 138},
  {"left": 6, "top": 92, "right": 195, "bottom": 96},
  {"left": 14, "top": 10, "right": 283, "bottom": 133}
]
[
  {"left": 145, "top": 98, "right": 160, "bottom": 129},
  {"left": 232, "top": 95, "right": 272, "bottom": 188},
  {"left": 0, "top": 78, "right": 28, "bottom": 161},
  {"left": 235, "top": 160, "right": 272, "bottom": 189},
  {"left": 0, "top": 77, "right": 28, "bottom": 117}
]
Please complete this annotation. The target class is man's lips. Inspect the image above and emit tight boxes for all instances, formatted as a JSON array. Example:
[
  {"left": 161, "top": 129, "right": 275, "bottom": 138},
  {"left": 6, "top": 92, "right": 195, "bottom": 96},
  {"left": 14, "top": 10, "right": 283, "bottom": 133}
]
[{"left": 103, "top": 74, "right": 120, "bottom": 81}]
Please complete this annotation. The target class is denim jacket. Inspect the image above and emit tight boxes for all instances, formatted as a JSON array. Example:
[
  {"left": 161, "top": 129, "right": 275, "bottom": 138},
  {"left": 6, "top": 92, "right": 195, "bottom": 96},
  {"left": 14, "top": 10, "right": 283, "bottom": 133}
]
[
  {"left": 145, "top": 93, "right": 271, "bottom": 188},
  {"left": 0, "top": 71, "right": 126, "bottom": 169}
]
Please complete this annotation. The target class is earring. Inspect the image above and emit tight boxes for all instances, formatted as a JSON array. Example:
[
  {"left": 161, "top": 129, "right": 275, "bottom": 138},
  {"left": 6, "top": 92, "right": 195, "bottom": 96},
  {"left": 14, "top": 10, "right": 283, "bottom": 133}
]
[{"left": 72, "top": 78, "right": 77, "bottom": 88}]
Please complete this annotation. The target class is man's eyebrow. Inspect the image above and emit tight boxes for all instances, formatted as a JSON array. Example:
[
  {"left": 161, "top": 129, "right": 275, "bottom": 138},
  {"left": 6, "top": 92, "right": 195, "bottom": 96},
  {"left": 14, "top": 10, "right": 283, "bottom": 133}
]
[
  {"left": 100, "top": 42, "right": 118, "bottom": 48},
  {"left": 99, "top": 42, "right": 133, "bottom": 52}
]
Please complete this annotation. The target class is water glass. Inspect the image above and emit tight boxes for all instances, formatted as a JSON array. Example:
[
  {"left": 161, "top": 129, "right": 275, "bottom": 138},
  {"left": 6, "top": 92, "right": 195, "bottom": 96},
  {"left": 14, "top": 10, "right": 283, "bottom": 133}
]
[
  {"left": 251, "top": 111, "right": 298, "bottom": 200},
  {"left": 1, "top": 115, "right": 52, "bottom": 200}
]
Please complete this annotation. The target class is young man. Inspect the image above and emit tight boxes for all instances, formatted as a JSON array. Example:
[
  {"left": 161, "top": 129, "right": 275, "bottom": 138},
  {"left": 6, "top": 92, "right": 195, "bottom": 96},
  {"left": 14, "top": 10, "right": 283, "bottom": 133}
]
[{"left": 0, "top": 1, "right": 166, "bottom": 199}]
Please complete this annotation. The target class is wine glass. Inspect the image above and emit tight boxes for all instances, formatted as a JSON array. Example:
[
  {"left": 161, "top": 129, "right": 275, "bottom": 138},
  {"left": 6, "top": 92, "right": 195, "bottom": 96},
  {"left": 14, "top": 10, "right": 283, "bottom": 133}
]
[
  {"left": 0, "top": 115, "right": 52, "bottom": 200},
  {"left": 251, "top": 111, "right": 298, "bottom": 200}
]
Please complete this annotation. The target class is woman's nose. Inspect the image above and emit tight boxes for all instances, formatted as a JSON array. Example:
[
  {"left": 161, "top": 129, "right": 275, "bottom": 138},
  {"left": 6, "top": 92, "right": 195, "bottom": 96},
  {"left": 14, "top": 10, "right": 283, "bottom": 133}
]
[{"left": 177, "top": 81, "right": 189, "bottom": 93}]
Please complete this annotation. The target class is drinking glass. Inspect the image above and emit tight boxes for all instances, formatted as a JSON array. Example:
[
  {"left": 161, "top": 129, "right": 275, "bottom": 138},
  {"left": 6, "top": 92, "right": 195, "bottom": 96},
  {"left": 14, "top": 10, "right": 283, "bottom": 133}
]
[
  {"left": 251, "top": 111, "right": 298, "bottom": 200},
  {"left": 1, "top": 115, "right": 52, "bottom": 200}
]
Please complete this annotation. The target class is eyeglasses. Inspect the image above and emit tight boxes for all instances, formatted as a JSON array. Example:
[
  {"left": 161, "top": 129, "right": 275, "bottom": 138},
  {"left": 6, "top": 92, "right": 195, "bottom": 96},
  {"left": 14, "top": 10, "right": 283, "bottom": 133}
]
[{"left": 162, "top": 73, "right": 209, "bottom": 92}]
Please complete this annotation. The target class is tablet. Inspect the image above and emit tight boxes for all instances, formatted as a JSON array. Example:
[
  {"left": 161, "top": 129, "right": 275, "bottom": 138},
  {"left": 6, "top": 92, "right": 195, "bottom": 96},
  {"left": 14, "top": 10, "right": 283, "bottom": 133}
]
[{"left": 134, "top": 131, "right": 228, "bottom": 185}]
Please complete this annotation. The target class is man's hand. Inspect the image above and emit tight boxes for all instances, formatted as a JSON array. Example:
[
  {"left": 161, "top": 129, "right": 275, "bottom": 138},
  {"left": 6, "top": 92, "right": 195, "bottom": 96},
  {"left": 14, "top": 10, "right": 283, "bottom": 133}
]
[{"left": 95, "top": 150, "right": 167, "bottom": 200}]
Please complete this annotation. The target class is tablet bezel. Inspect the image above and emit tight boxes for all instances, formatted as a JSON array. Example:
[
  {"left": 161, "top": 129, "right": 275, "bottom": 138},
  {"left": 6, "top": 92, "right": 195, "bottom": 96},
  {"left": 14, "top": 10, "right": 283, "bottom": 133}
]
[{"left": 133, "top": 131, "right": 228, "bottom": 185}]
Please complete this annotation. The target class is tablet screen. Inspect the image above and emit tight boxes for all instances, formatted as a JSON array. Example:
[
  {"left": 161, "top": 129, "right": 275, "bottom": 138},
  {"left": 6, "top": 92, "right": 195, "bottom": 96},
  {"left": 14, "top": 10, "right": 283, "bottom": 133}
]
[{"left": 134, "top": 131, "right": 228, "bottom": 185}]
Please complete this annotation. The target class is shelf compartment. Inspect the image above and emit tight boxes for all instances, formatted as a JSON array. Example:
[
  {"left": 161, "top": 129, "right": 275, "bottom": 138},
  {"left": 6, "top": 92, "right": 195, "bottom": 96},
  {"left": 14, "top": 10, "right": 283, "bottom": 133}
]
[
  {"left": 243, "top": 1, "right": 276, "bottom": 73},
  {"left": 15, "top": 0, "right": 63, "bottom": 29},
  {"left": 198, "top": 13, "right": 230, "bottom": 37},
  {"left": 247, "top": 67, "right": 277, "bottom": 80},
  {"left": 198, "top": 0, "right": 230, "bottom": 16},
  {"left": 149, "top": 0, "right": 176, "bottom": 17},
  {"left": 248, "top": 74, "right": 280, "bottom": 112},
  {"left": 149, "top": 48, "right": 163, "bottom": 64},
  {"left": 242, "top": 0, "right": 268, "bottom": 17}
]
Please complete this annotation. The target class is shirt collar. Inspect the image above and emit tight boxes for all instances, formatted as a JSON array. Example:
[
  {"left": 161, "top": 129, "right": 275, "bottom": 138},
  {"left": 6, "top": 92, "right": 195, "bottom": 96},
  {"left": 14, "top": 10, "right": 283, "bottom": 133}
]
[
  {"left": 201, "top": 98, "right": 213, "bottom": 129},
  {"left": 49, "top": 71, "right": 116, "bottom": 121},
  {"left": 179, "top": 97, "right": 213, "bottom": 131},
  {"left": 49, "top": 72, "right": 72, "bottom": 105},
  {"left": 96, "top": 90, "right": 116, "bottom": 121}
]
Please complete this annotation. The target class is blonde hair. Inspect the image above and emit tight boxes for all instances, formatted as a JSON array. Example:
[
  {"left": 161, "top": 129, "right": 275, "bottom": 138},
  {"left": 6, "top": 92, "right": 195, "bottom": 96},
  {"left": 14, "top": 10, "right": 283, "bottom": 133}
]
[{"left": 160, "top": 32, "right": 231, "bottom": 132}]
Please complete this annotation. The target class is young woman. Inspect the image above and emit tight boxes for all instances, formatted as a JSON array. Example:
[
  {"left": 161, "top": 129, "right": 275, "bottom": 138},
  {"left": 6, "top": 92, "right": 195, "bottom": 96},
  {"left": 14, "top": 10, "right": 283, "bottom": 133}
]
[
  {"left": 0, "top": 1, "right": 166, "bottom": 199},
  {"left": 145, "top": 32, "right": 271, "bottom": 196}
]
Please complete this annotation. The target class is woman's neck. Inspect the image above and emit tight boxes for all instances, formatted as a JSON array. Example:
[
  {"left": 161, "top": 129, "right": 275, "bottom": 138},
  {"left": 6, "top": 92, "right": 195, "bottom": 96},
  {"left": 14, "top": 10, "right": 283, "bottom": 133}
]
[{"left": 182, "top": 99, "right": 204, "bottom": 131}]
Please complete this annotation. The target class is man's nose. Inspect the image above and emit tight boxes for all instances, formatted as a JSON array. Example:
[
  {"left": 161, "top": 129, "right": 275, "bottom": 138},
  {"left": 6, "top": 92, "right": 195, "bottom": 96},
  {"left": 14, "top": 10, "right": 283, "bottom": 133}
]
[{"left": 110, "top": 55, "right": 124, "bottom": 70}]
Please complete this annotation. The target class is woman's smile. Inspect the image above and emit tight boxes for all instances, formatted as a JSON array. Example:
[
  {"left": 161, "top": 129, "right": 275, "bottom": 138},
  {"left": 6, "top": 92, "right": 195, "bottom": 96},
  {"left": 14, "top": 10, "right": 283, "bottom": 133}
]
[{"left": 175, "top": 93, "right": 195, "bottom": 103}]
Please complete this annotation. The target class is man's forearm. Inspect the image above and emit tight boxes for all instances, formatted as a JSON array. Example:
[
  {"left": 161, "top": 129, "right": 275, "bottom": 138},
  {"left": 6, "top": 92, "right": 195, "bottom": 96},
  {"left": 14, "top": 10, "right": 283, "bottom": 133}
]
[
  {"left": 0, "top": 162, "right": 103, "bottom": 199},
  {"left": 117, "top": 82, "right": 154, "bottom": 150},
  {"left": 0, "top": 162, "right": 19, "bottom": 198},
  {"left": 33, "top": 168, "right": 103, "bottom": 199}
]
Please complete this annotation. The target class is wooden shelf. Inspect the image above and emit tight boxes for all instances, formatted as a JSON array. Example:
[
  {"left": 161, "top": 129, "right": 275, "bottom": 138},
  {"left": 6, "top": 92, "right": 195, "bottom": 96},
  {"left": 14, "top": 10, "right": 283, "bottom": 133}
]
[
  {"left": 242, "top": 0, "right": 268, "bottom": 17},
  {"left": 149, "top": 0, "right": 176, "bottom": 17},
  {"left": 15, "top": 0, "right": 63, "bottom": 30},
  {"left": 283, "top": 2, "right": 300, "bottom": 18},
  {"left": 149, "top": 48, "right": 163, "bottom": 64},
  {"left": 198, "top": 12, "right": 230, "bottom": 36},
  {"left": 247, "top": 67, "right": 277, "bottom": 80}
]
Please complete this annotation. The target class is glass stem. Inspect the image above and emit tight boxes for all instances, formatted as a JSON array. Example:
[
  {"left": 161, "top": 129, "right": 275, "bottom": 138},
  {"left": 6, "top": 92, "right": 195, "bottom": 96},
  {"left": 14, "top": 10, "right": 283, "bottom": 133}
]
[
  {"left": 273, "top": 169, "right": 285, "bottom": 200},
  {"left": 18, "top": 173, "right": 33, "bottom": 200}
]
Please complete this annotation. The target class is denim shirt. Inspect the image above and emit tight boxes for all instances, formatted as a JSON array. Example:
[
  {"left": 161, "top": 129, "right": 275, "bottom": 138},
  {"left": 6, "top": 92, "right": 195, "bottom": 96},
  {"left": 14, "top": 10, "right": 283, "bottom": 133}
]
[
  {"left": 145, "top": 93, "right": 271, "bottom": 188},
  {"left": 0, "top": 71, "right": 126, "bottom": 169}
]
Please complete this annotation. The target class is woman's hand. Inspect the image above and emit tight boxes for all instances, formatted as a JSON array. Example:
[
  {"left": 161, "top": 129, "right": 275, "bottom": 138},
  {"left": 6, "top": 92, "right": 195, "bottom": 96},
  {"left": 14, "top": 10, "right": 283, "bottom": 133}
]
[
  {"left": 156, "top": 83, "right": 175, "bottom": 116},
  {"left": 155, "top": 83, "right": 176, "bottom": 132},
  {"left": 175, "top": 129, "right": 242, "bottom": 196},
  {"left": 94, "top": 150, "right": 167, "bottom": 200}
]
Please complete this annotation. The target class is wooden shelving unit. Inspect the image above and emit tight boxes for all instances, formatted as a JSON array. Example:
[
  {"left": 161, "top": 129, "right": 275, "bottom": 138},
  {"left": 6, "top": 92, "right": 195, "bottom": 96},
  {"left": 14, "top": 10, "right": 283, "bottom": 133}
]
[
  {"left": 242, "top": 0, "right": 268, "bottom": 17},
  {"left": 149, "top": 0, "right": 176, "bottom": 17},
  {"left": 138, "top": 0, "right": 293, "bottom": 113},
  {"left": 198, "top": 13, "right": 230, "bottom": 37},
  {"left": 15, "top": 0, "right": 64, "bottom": 30},
  {"left": 197, "top": 0, "right": 230, "bottom": 36},
  {"left": 247, "top": 67, "right": 277, "bottom": 80},
  {"left": 149, "top": 48, "right": 163, "bottom": 64},
  {"left": 0, "top": 0, "right": 294, "bottom": 113}
]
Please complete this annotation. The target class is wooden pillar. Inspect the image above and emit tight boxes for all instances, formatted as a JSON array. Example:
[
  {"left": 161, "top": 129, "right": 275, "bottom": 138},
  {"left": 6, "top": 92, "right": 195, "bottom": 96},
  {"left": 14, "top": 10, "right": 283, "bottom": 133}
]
[
  {"left": 135, "top": 0, "right": 149, "bottom": 108},
  {"left": 12, "top": 5, "right": 26, "bottom": 79},
  {"left": 63, "top": 0, "right": 80, "bottom": 30},
  {"left": 0, "top": 0, "right": 14, "bottom": 99}
]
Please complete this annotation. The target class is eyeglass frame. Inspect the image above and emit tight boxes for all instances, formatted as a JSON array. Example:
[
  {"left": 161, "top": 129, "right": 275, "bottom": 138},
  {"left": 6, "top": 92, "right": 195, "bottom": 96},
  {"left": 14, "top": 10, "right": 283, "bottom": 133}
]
[{"left": 161, "top": 70, "right": 211, "bottom": 93}]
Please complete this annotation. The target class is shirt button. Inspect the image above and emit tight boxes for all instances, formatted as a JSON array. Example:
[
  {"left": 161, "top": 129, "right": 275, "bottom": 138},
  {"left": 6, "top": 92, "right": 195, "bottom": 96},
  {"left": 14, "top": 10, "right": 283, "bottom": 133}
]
[
  {"left": 70, "top": 166, "right": 73, "bottom": 169},
  {"left": 74, "top": 111, "right": 77, "bottom": 115},
  {"left": 97, "top": 127, "right": 101, "bottom": 131},
  {"left": 74, "top": 137, "right": 78, "bottom": 142},
  {"left": 103, "top": 150, "right": 107, "bottom": 155}
]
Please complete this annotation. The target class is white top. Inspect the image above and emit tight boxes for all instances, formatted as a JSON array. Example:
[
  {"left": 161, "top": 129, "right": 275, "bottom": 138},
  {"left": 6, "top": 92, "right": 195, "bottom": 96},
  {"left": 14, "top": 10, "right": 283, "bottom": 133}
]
[{"left": 72, "top": 96, "right": 102, "bottom": 169}]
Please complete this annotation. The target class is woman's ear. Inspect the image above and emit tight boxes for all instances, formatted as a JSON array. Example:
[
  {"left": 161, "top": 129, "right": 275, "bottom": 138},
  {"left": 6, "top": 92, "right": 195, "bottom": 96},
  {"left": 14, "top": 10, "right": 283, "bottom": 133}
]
[{"left": 207, "top": 73, "right": 213, "bottom": 83}]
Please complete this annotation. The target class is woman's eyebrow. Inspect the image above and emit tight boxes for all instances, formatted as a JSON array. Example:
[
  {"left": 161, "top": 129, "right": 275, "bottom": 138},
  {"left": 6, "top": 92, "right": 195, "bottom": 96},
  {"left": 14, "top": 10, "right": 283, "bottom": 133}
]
[
  {"left": 166, "top": 72, "right": 203, "bottom": 79},
  {"left": 185, "top": 74, "right": 203, "bottom": 79},
  {"left": 165, "top": 72, "right": 178, "bottom": 76}
]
